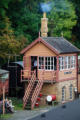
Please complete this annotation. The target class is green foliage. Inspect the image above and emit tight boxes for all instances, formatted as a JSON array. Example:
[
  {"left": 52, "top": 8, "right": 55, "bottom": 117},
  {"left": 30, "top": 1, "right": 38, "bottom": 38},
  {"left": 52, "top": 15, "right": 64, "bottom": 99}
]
[
  {"left": 0, "top": 0, "right": 79, "bottom": 65},
  {"left": 48, "top": 0, "right": 77, "bottom": 39},
  {"left": 70, "top": 0, "right": 80, "bottom": 48},
  {"left": 0, "top": 0, "right": 11, "bottom": 17},
  {"left": 0, "top": 17, "right": 21, "bottom": 65},
  {"left": 7, "top": 0, "right": 77, "bottom": 40},
  {"left": 9, "top": 97, "right": 23, "bottom": 110},
  {"left": 1, "top": 113, "right": 12, "bottom": 119},
  {"left": 7, "top": 0, "right": 41, "bottom": 41}
]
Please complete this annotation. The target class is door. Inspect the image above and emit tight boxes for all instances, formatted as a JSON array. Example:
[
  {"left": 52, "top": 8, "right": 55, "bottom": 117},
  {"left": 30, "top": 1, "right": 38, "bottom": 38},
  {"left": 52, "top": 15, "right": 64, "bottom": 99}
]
[{"left": 31, "top": 56, "right": 38, "bottom": 78}]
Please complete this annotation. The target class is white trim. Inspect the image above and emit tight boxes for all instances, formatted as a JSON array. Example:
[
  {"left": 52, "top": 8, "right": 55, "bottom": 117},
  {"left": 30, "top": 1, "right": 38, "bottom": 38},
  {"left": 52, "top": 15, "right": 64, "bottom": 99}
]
[
  {"left": 38, "top": 56, "right": 56, "bottom": 71},
  {"left": 59, "top": 56, "right": 76, "bottom": 71}
]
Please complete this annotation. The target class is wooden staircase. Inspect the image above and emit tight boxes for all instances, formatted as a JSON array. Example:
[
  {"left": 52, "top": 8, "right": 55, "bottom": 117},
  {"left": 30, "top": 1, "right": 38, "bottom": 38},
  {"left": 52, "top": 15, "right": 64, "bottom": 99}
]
[
  {"left": 31, "top": 79, "right": 43, "bottom": 109},
  {"left": 23, "top": 71, "right": 36, "bottom": 109},
  {"left": 25, "top": 81, "right": 37, "bottom": 109},
  {"left": 23, "top": 70, "right": 44, "bottom": 110}
]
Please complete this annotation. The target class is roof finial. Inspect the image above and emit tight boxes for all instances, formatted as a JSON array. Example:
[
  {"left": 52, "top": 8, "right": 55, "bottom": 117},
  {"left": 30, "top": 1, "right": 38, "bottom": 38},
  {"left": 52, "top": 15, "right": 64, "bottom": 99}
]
[
  {"left": 61, "top": 31, "right": 64, "bottom": 37},
  {"left": 39, "top": 31, "right": 40, "bottom": 38}
]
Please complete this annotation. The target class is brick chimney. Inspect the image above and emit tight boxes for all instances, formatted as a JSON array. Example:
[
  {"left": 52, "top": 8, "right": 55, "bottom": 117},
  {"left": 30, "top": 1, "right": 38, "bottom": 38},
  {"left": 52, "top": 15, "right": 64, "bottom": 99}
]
[{"left": 41, "top": 12, "right": 48, "bottom": 37}]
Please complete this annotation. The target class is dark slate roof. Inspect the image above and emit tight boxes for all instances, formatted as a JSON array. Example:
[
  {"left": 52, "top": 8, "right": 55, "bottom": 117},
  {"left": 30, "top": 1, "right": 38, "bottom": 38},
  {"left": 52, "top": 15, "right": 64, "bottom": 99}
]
[
  {"left": 41, "top": 37, "right": 80, "bottom": 54},
  {"left": 29, "top": 99, "right": 80, "bottom": 120},
  {"left": 0, "top": 69, "right": 9, "bottom": 75}
]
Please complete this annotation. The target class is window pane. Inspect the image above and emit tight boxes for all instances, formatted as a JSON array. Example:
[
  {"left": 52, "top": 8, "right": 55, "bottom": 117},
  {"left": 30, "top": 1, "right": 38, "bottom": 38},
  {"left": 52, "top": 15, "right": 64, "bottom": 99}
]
[
  {"left": 39, "top": 57, "right": 44, "bottom": 69},
  {"left": 70, "top": 85, "right": 73, "bottom": 99},
  {"left": 45, "top": 57, "right": 54, "bottom": 70},
  {"left": 59, "top": 55, "right": 76, "bottom": 70},
  {"left": 48, "top": 61, "right": 50, "bottom": 65},
  {"left": 48, "top": 57, "right": 50, "bottom": 61},
  {"left": 68, "top": 56, "right": 70, "bottom": 68},
  {"left": 59, "top": 57, "right": 64, "bottom": 70},
  {"left": 51, "top": 66, "right": 53, "bottom": 70},
  {"left": 45, "top": 66, "right": 47, "bottom": 70},
  {"left": 48, "top": 66, "right": 50, "bottom": 69},
  {"left": 62, "top": 87, "right": 65, "bottom": 101}
]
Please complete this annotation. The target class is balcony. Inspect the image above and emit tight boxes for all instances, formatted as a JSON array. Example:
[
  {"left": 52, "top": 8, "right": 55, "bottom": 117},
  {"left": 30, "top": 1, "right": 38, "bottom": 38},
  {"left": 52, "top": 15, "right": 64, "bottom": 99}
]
[{"left": 21, "top": 70, "right": 56, "bottom": 83}]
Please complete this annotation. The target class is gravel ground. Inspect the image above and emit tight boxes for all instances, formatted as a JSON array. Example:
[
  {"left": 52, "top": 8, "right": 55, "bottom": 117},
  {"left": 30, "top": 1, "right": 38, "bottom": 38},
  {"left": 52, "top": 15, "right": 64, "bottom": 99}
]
[{"left": 8, "top": 106, "right": 53, "bottom": 120}]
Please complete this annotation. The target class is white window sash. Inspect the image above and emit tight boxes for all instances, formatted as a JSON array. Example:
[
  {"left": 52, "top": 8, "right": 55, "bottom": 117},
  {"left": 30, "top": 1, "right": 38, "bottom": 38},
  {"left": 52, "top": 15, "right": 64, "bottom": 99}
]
[
  {"left": 59, "top": 56, "right": 76, "bottom": 71},
  {"left": 38, "top": 56, "right": 55, "bottom": 70}
]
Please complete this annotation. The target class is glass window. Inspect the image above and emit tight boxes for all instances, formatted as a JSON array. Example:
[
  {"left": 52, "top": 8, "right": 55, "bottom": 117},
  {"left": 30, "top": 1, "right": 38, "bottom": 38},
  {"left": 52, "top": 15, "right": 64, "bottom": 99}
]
[
  {"left": 62, "top": 86, "right": 66, "bottom": 101},
  {"left": 69, "top": 84, "right": 73, "bottom": 99},
  {"left": 59, "top": 56, "right": 76, "bottom": 70},
  {"left": 68, "top": 56, "right": 71, "bottom": 68},
  {"left": 39, "top": 57, "right": 44, "bottom": 69},
  {"left": 38, "top": 57, "right": 57, "bottom": 70},
  {"left": 59, "top": 57, "right": 65, "bottom": 70},
  {"left": 45, "top": 57, "right": 54, "bottom": 70},
  {"left": 71, "top": 56, "right": 76, "bottom": 68},
  {"left": 65, "top": 56, "right": 68, "bottom": 69}
]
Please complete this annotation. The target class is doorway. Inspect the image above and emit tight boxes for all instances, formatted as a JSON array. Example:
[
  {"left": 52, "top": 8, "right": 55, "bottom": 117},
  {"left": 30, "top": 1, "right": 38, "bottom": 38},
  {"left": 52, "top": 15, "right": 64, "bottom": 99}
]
[{"left": 31, "top": 56, "right": 37, "bottom": 78}]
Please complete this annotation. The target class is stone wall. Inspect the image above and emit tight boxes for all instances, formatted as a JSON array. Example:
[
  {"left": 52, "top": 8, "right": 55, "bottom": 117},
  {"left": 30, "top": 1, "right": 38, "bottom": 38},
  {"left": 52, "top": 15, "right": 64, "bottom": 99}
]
[
  {"left": 40, "top": 79, "right": 77, "bottom": 104},
  {"left": 24, "top": 79, "right": 77, "bottom": 106},
  {"left": 57, "top": 79, "right": 77, "bottom": 102}
]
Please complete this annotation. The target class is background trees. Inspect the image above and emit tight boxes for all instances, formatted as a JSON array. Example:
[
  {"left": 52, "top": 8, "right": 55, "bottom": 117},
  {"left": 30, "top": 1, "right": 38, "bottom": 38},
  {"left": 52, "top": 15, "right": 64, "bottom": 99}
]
[
  {"left": 0, "top": 0, "right": 80, "bottom": 65},
  {"left": 69, "top": 0, "right": 80, "bottom": 48}
]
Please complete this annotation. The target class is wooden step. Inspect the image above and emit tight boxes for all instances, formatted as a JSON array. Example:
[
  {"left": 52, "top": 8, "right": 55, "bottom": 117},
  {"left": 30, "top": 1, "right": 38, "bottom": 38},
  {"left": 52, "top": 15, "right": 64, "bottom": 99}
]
[{"left": 25, "top": 102, "right": 31, "bottom": 110}]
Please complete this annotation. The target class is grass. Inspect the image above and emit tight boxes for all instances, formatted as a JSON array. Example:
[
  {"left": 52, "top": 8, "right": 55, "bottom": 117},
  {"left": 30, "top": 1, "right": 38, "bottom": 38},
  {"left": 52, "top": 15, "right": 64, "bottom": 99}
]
[
  {"left": 0, "top": 97, "right": 23, "bottom": 119},
  {"left": 9, "top": 97, "right": 23, "bottom": 110},
  {"left": 0, "top": 113, "right": 12, "bottom": 119}
]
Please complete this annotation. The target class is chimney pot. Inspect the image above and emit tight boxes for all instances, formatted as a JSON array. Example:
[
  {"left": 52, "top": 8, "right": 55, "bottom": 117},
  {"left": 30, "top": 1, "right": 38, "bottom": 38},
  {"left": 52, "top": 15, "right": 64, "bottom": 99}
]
[
  {"left": 43, "top": 12, "right": 46, "bottom": 18},
  {"left": 41, "top": 12, "right": 48, "bottom": 37}
]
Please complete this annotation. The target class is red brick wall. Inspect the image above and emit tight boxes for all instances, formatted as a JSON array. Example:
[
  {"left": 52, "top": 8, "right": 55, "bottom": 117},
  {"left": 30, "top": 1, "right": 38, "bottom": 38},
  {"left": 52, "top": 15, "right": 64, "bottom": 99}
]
[{"left": 0, "top": 79, "right": 9, "bottom": 96}]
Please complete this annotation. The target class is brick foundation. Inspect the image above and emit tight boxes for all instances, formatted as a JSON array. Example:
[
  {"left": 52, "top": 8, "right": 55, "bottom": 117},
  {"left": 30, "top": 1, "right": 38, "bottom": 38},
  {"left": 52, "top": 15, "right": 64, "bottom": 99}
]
[{"left": 40, "top": 79, "right": 77, "bottom": 104}]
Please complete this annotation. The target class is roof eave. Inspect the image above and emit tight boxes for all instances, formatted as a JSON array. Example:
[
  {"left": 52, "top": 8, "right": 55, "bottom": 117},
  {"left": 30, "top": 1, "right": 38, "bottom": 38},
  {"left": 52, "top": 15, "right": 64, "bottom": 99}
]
[
  {"left": 20, "top": 37, "right": 59, "bottom": 55},
  {"left": 59, "top": 51, "right": 80, "bottom": 54},
  {"left": 20, "top": 37, "right": 42, "bottom": 54}
]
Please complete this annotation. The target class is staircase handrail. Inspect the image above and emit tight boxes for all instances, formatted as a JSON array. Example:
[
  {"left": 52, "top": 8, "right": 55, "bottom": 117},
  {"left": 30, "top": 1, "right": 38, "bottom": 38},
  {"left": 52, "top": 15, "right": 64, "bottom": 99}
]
[
  {"left": 31, "top": 70, "right": 44, "bottom": 109},
  {"left": 23, "top": 70, "right": 36, "bottom": 108},
  {"left": 31, "top": 79, "right": 43, "bottom": 109}
]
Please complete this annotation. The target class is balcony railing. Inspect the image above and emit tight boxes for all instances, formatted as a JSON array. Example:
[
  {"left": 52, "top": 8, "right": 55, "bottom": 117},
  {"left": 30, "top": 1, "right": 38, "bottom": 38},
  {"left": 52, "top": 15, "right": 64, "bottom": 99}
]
[{"left": 21, "top": 70, "right": 56, "bottom": 83}]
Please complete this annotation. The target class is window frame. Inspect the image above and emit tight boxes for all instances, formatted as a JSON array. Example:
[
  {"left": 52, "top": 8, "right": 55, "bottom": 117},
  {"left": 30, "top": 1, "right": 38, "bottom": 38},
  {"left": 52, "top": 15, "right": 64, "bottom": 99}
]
[
  {"left": 59, "top": 55, "right": 76, "bottom": 71},
  {"left": 45, "top": 57, "right": 54, "bottom": 70},
  {"left": 38, "top": 56, "right": 56, "bottom": 71},
  {"left": 38, "top": 56, "right": 44, "bottom": 69},
  {"left": 69, "top": 84, "right": 73, "bottom": 100},
  {"left": 62, "top": 86, "right": 66, "bottom": 102}
]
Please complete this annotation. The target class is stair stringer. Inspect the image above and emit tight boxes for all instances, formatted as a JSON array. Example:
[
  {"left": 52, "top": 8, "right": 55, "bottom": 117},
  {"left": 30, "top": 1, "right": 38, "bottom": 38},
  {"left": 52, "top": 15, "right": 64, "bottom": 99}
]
[
  {"left": 31, "top": 79, "right": 43, "bottom": 109},
  {"left": 23, "top": 71, "right": 36, "bottom": 109}
]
